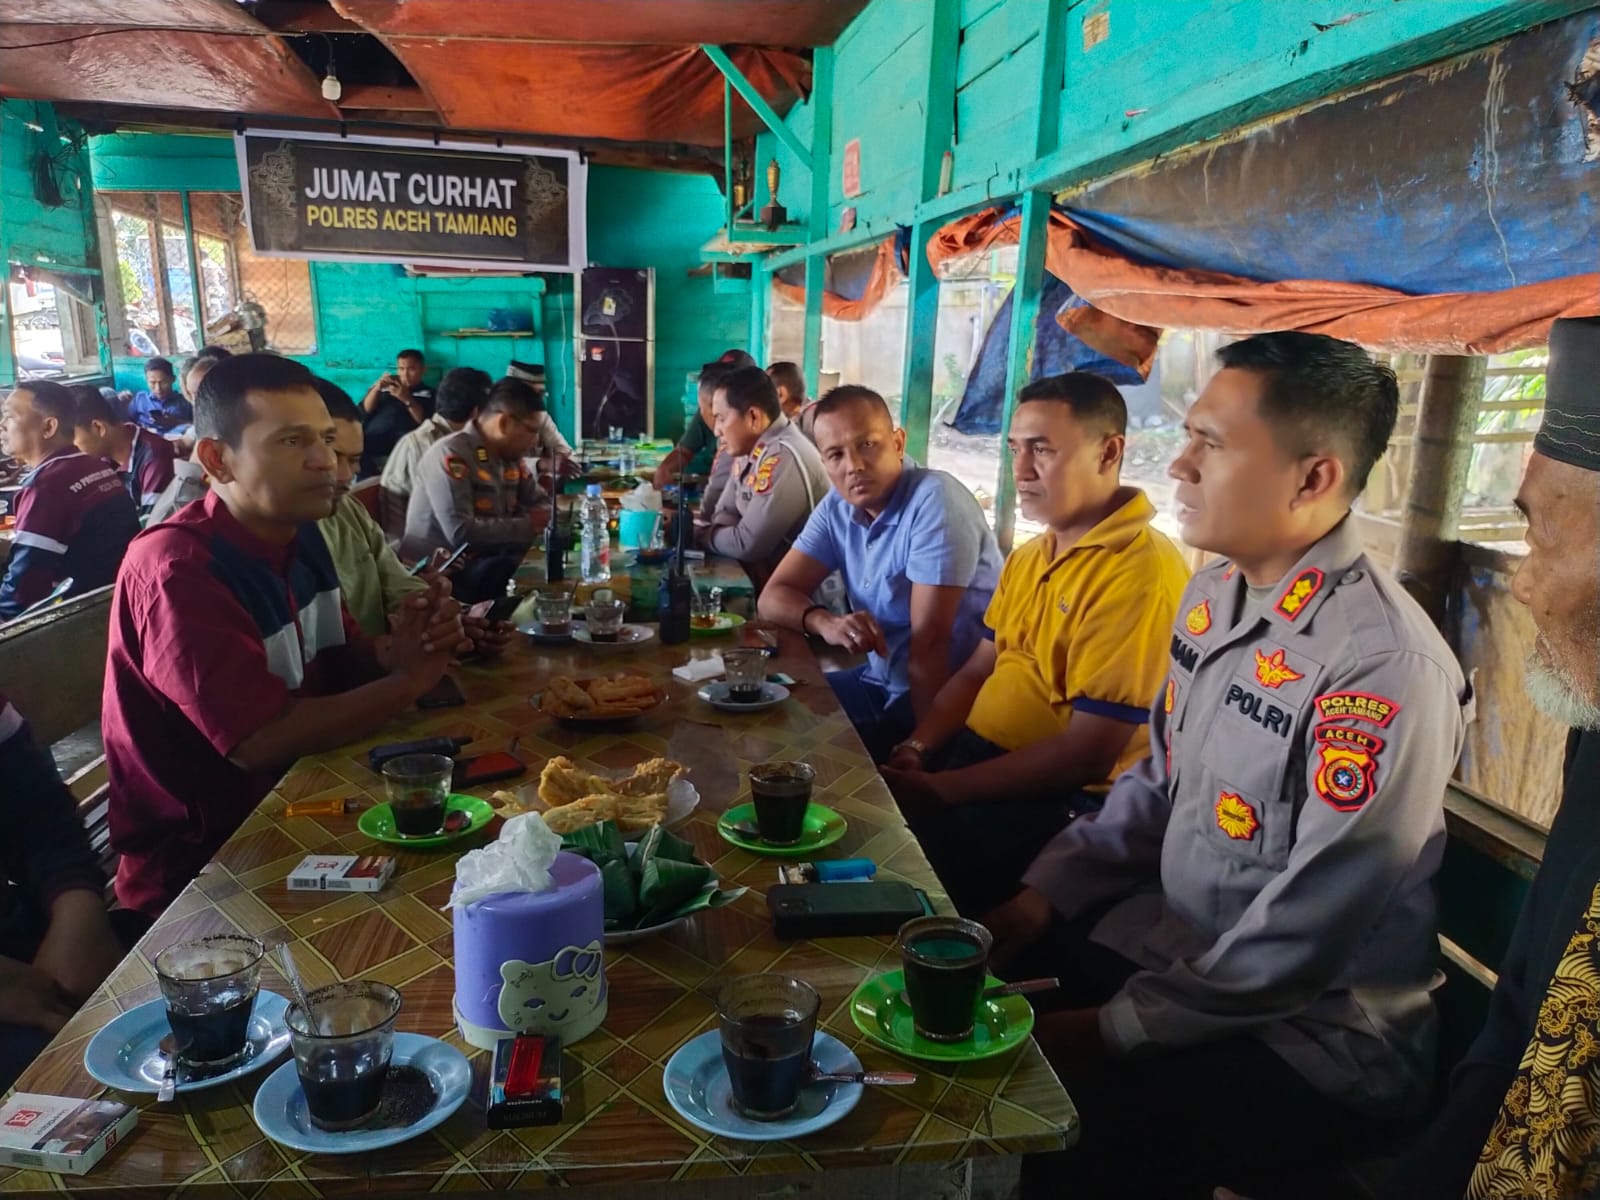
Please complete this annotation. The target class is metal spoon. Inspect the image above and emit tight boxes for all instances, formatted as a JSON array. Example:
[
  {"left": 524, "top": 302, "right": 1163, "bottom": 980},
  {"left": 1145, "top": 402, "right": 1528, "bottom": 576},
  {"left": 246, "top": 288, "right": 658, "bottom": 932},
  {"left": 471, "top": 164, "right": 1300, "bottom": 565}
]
[
  {"left": 156, "top": 1035, "right": 178, "bottom": 1102},
  {"left": 807, "top": 1067, "right": 917, "bottom": 1087},
  {"left": 982, "top": 978, "right": 1059, "bottom": 1000}
]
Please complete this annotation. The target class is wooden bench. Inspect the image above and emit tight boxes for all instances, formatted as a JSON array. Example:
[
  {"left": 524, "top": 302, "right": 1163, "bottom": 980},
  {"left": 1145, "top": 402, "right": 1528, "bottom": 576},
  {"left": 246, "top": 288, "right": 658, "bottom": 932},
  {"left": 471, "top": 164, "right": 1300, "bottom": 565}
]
[{"left": 0, "top": 585, "right": 117, "bottom": 887}]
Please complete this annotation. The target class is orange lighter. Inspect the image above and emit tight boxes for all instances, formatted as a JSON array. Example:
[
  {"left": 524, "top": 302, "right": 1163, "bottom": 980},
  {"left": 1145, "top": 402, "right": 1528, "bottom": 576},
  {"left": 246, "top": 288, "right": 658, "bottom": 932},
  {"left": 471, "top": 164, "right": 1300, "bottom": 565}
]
[{"left": 284, "top": 797, "right": 362, "bottom": 819}]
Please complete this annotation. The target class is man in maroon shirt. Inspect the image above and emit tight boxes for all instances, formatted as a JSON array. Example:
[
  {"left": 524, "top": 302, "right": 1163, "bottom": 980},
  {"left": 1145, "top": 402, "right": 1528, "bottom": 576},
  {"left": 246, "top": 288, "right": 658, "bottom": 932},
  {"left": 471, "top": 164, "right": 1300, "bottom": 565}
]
[
  {"left": 70, "top": 386, "right": 177, "bottom": 517},
  {"left": 104, "top": 354, "right": 470, "bottom": 919}
]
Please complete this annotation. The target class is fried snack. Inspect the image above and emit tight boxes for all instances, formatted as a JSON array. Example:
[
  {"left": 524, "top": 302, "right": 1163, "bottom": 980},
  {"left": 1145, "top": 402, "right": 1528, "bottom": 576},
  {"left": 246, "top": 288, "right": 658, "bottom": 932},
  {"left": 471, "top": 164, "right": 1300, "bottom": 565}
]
[
  {"left": 545, "top": 676, "right": 596, "bottom": 715},
  {"left": 616, "top": 791, "right": 670, "bottom": 832},
  {"left": 539, "top": 756, "right": 612, "bottom": 808},
  {"left": 541, "top": 793, "right": 622, "bottom": 834},
  {"left": 589, "top": 674, "right": 658, "bottom": 704},
  {"left": 616, "top": 757, "right": 684, "bottom": 797}
]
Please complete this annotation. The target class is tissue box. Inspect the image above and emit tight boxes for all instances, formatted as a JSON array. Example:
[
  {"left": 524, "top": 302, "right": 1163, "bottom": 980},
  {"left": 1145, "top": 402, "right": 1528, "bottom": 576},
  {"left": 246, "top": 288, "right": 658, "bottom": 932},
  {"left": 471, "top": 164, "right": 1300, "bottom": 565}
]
[
  {"left": 0, "top": 1094, "right": 137, "bottom": 1175},
  {"left": 287, "top": 854, "right": 395, "bottom": 893}
]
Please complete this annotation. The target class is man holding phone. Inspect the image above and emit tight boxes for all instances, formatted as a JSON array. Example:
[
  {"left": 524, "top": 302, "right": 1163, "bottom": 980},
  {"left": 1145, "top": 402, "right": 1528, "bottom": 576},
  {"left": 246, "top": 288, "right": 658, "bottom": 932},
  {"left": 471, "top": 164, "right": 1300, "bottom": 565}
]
[{"left": 360, "top": 349, "right": 434, "bottom": 477}]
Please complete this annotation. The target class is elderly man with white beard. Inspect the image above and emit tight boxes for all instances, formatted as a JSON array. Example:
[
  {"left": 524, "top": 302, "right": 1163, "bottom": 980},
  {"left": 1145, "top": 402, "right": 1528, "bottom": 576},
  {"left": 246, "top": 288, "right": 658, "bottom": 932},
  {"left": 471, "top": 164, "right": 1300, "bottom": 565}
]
[{"left": 1382, "top": 316, "right": 1600, "bottom": 1200}]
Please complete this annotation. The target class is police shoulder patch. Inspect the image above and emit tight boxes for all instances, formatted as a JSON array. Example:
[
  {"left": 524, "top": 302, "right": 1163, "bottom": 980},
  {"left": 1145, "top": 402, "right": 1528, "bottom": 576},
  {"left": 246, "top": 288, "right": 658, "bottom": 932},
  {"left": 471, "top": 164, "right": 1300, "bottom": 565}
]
[
  {"left": 752, "top": 453, "right": 781, "bottom": 494},
  {"left": 1275, "top": 567, "right": 1325, "bottom": 620},
  {"left": 1314, "top": 691, "right": 1399, "bottom": 727},
  {"left": 1313, "top": 723, "right": 1382, "bottom": 811},
  {"left": 1215, "top": 792, "right": 1259, "bottom": 841},
  {"left": 445, "top": 455, "right": 469, "bottom": 481}
]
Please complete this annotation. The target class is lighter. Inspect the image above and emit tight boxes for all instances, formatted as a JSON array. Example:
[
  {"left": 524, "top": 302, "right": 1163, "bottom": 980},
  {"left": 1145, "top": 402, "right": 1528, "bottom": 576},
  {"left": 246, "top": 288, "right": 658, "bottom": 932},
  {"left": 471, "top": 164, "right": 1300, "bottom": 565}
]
[
  {"left": 777, "top": 859, "right": 877, "bottom": 885},
  {"left": 283, "top": 797, "right": 363, "bottom": 819},
  {"left": 488, "top": 1033, "right": 563, "bottom": 1127}
]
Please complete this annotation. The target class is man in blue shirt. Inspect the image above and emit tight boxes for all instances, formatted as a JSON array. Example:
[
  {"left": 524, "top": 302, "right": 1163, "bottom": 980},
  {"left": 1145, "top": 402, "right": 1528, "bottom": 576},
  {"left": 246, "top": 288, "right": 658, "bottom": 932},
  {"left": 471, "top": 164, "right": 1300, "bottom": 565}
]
[
  {"left": 759, "top": 385, "right": 1002, "bottom": 761},
  {"left": 126, "top": 356, "right": 192, "bottom": 435}
]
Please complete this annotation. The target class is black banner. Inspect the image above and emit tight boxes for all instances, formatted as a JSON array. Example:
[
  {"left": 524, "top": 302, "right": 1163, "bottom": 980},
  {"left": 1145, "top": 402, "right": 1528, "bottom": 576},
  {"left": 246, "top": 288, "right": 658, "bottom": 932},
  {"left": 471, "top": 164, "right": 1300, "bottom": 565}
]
[{"left": 236, "top": 130, "right": 586, "bottom": 272}]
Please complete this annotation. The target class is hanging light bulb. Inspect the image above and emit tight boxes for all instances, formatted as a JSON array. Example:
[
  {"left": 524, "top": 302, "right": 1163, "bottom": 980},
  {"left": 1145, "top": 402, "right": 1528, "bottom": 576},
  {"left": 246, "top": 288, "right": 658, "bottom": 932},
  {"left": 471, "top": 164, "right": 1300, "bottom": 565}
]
[{"left": 321, "top": 61, "right": 342, "bottom": 102}]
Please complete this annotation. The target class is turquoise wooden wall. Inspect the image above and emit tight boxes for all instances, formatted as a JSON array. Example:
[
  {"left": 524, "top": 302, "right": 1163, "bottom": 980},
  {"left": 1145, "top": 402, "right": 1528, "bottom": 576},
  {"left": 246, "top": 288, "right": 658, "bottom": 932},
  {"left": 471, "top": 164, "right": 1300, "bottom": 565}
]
[
  {"left": 87, "top": 132, "right": 742, "bottom": 441},
  {"left": 0, "top": 99, "right": 105, "bottom": 386},
  {"left": 755, "top": 0, "right": 1585, "bottom": 249}
]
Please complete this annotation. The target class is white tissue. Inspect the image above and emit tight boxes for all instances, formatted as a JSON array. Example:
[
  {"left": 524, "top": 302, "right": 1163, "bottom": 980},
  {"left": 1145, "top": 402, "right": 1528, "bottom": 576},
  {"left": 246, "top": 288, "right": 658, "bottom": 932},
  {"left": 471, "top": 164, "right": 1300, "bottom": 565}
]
[
  {"left": 672, "top": 654, "right": 725, "bottom": 683},
  {"left": 445, "top": 812, "right": 563, "bottom": 910},
  {"left": 620, "top": 481, "right": 663, "bottom": 512}
]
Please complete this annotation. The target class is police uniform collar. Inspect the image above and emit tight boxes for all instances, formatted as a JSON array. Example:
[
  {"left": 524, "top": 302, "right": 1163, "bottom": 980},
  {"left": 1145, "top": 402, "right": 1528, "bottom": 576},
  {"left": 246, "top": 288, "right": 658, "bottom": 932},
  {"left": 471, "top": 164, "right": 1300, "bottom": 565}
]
[{"left": 1260, "top": 516, "right": 1364, "bottom": 633}]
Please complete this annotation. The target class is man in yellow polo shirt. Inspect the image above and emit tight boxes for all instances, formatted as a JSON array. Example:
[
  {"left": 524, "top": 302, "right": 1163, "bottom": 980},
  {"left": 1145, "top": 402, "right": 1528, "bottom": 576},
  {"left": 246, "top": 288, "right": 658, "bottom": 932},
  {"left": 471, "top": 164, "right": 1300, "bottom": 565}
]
[{"left": 883, "top": 372, "right": 1188, "bottom": 914}]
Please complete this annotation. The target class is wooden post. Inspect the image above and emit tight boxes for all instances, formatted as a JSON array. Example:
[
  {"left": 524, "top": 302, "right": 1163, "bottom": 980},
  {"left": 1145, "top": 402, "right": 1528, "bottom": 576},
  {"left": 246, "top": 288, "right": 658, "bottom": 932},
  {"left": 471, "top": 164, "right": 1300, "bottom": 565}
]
[
  {"left": 1396, "top": 354, "right": 1485, "bottom": 626},
  {"left": 801, "top": 47, "right": 834, "bottom": 400},
  {"left": 993, "top": 0, "right": 1067, "bottom": 552},
  {"left": 898, "top": 0, "right": 960, "bottom": 462},
  {"left": 144, "top": 194, "right": 176, "bottom": 357}
]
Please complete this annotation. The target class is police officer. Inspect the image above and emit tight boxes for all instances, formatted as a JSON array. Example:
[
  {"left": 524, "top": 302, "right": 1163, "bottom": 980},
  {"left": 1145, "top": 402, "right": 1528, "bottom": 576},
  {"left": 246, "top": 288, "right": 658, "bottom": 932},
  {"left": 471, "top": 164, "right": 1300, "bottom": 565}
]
[
  {"left": 696, "top": 365, "right": 827, "bottom": 589},
  {"left": 401, "top": 379, "right": 549, "bottom": 603},
  {"left": 986, "top": 332, "right": 1472, "bottom": 1197},
  {"left": 0, "top": 380, "right": 139, "bottom": 620}
]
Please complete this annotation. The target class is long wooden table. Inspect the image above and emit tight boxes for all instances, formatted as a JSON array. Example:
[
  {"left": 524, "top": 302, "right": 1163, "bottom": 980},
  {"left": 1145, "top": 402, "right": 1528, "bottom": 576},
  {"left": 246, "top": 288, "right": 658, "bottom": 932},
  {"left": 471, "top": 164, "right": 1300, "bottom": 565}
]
[{"left": 0, "top": 619, "right": 1077, "bottom": 1198}]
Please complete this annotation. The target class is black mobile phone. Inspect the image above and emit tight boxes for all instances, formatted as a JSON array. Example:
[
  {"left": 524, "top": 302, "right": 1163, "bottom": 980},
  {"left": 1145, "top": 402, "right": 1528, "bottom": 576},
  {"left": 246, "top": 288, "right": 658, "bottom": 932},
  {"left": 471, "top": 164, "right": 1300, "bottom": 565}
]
[
  {"left": 368, "top": 735, "right": 470, "bottom": 771},
  {"left": 484, "top": 592, "right": 522, "bottom": 625},
  {"left": 417, "top": 675, "right": 467, "bottom": 709},
  {"left": 454, "top": 752, "right": 527, "bottom": 789},
  {"left": 766, "top": 882, "right": 933, "bottom": 939}
]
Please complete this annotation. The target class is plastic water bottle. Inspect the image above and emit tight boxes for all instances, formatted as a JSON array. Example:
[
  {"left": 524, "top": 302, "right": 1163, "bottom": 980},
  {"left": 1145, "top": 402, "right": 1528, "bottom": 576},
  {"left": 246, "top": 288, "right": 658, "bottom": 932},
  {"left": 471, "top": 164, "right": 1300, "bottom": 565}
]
[{"left": 579, "top": 483, "right": 611, "bottom": 584}]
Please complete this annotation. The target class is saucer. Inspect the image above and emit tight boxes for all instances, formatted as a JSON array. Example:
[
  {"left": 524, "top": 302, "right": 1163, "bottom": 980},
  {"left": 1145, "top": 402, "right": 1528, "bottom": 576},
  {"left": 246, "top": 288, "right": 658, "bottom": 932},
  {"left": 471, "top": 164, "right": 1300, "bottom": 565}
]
[
  {"left": 574, "top": 624, "right": 655, "bottom": 649},
  {"left": 697, "top": 681, "right": 790, "bottom": 712},
  {"left": 358, "top": 794, "right": 495, "bottom": 848},
  {"left": 848, "top": 970, "right": 1034, "bottom": 1062},
  {"left": 84, "top": 992, "right": 291, "bottom": 1094},
  {"left": 716, "top": 802, "right": 847, "bottom": 857},
  {"left": 251, "top": 1032, "right": 470, "bottom": 1155},
  {"left": 662, "top": 1030, "right": 862, "bottom": 1142}
]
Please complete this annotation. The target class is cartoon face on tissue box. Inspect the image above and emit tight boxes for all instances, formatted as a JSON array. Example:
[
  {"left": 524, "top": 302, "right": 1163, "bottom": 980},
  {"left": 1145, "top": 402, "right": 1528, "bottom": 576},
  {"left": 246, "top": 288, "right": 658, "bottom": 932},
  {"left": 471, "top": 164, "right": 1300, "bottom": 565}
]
[{"left": 449, "top": 815, "right": 608, "bottom": 1050}]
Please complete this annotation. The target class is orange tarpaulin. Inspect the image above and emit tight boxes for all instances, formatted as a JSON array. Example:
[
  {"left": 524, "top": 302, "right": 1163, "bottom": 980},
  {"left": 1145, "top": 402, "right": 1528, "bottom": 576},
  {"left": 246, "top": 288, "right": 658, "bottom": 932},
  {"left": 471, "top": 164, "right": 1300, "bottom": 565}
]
[
  {"left": 929, "top": 208, "right": 1600, "bottom": 362},
  {"left": 771, "top": 237, "right": 903, "bottom": 321}
]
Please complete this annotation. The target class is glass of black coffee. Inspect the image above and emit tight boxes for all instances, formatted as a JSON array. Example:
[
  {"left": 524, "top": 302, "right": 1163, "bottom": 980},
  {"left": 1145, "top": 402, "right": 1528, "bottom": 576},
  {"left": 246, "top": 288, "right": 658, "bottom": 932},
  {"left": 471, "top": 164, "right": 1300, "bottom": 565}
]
[
  {"left": 716, "top": 973, "right": 820, "bottom": 1120},
  {"left": 723, "top": 648, "right": 767, "bottom": 704},
  {"left": 380, "top": 753, "right": 453, "bottom": 837},
  {"left": 586, "top": 597, "right": 626, "bottom": 642},
  {"left": 286, "top": 980, "right": 403, "bottom": 1131},
  {"left": 153, "top": 934, "right": 266, "bottom": 1068},
  {"left": 748, "top": 761, "right": 816, "bottom": 845},
  {"left": 897, "top": 916, "right": 993, "bottom": 1043}
]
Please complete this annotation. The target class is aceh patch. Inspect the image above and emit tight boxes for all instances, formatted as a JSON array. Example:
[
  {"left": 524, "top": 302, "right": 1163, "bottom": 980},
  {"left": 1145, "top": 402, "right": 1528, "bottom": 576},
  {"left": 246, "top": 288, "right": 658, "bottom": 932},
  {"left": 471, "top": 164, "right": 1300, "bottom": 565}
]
[{"left": 1312, "top": 723, "right": 1384, "bottom": 811}]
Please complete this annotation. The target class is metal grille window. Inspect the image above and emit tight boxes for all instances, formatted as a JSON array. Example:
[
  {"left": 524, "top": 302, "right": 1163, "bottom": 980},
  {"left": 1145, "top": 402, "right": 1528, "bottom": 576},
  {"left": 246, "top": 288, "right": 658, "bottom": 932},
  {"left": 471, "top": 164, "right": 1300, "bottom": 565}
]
[{"left": 100, "top": 190, "right": 316, "bottom": 359}]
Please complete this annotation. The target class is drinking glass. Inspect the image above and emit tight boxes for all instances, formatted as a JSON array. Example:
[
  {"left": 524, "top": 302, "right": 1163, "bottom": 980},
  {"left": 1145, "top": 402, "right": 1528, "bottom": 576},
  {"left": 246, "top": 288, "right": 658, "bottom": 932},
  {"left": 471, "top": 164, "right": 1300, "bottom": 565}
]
[
  {"left": 535, "top": 591, "right": 572, "bottom": 636},
  {"left": 380, "top": 753, "right": 453, "bottom": 838},
  {"left": 153, "top": 934, "right": 265, "bottom": 1068},
  {"left": 715, "top": 974, "right": 820, "bottom": 1120},
  {"left": 748, "top": 761, "right": 815, "bottom": 845},
  {"left": 897, "top": 915, "right": 993, "bottom": 1042},
  {"left": 586, "top": 597, "right": 626, "bottom": 642},
  {"left": 722, "top": 648, "right": 767, "bottom": 704},
  {"left": 691, "top": 589, "right": 722, "bottom": 628},
  {"left": 286, "top": 981, "right": 403, "bottom": 1131}
]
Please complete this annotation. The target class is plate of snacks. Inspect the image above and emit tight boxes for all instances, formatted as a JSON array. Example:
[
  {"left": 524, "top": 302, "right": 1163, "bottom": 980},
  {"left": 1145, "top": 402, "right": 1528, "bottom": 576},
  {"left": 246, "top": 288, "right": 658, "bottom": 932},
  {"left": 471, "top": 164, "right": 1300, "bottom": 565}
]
[
  {"left": 490, "top": 755, "right": 698, "bottom": 841},
  {"left": 559, "top": 821, "right": 745, "bottom": 944},
  {"left": 533, "top": 673, "right": 666, "bottom": 725}
]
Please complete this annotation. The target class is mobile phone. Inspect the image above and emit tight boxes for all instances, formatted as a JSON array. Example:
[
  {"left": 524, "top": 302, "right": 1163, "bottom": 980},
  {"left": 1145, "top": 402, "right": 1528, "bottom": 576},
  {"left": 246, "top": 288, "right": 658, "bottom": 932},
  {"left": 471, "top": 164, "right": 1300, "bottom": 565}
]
[
  {"left": 454, "top": 752, "right": 527, "bottom": 789},
  {"left": 417, "top": 675, "right": 467, "bottom": 709},
  {"left": 766, "top": 882, "right": 933, "bottom": 939},
  {"left": 485, "top": 592, "right": 522, "bottom": 625},
  {"left": 410, "top": 543, "right": 470, "bottom": 576},
  {"left": 766, "top": 672, "right": 797, "bottom": 686},
  {"left": 368, "top": 735, "right": 471, "bottom": 771}
]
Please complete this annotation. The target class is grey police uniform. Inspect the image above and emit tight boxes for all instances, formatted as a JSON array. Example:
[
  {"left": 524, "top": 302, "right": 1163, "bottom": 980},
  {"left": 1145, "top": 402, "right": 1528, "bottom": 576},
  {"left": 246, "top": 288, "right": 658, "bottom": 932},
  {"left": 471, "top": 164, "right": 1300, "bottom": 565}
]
[
  {"left": 1022, "top": 517, "right": 1471, "bottom": 1117},
  {"left": 400, "top": 424, "right": 546, "bottom": 561},
  {"left": 707, "top": 415, "right": 828, "bottom": 575}
]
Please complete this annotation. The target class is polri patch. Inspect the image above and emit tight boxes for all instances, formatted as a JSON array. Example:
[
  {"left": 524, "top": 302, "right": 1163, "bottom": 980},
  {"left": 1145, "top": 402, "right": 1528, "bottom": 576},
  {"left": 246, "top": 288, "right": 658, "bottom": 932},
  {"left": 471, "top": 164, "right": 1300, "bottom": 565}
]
[
  {"left": 1253, "top": 648, "right": 1304, "bottom": 689},
  {"left": 1275, "top": 567, "right": 1325, "bottom": 620},
  {"left": 1184, "top": 599, "right": 1212, "bottom": 636},
  {"left": 1313, "top": 726, "right": 1380, "bottom": 811},
  {"left": 445, "top": 455, "right": 469, "bottom": 481},
  {"left": 752, "top": 454, "right": 780, "bottom": 494},
  {"left": 1315, "top": 691, "right": 1398, "bottom": 727},
  {"left": 1215, "top": 792, "right": 1259, "bottom": 841}
]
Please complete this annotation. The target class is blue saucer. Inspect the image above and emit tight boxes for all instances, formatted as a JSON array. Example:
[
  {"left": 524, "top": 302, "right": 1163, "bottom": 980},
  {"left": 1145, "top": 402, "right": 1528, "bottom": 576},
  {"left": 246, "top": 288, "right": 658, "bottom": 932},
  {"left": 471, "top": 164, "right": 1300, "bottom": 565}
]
[
  {"left": 84, "top": 991, "right": 290, "bottom": 1095},
  {"left": 251, "top": 1032, "right": 470, "bottom": 1155},
  {"left": 662, "top": 1030, "right": 863, "bottom": 1142}
]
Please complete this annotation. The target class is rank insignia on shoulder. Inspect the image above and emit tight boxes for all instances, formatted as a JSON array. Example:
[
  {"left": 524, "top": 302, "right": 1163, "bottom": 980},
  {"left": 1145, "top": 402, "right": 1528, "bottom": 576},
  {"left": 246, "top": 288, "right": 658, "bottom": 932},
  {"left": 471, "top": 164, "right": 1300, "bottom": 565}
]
[
  {"left": 445, "top": 456, "right": 468, "bottom": 480},
  {"left": 752, "top": 454, "right": 780, "bottom": 494},
  {"left": 1314, "top": 691, "right": 1398, "bottom": 727},
  {"left": 475, "top": 446, "right": 490, "bottom": 463},
  {"left": 1274, "top": 567, "right": 1325, "bottom": 620},
  {"left": 1221, "top": 563, "right": 1237, "bottom": 581},
  {"left": 1215, "top": 792, "right": 1258, "bottom": 841},
  {"left": 1184, "top": 599, "right": 1212, "bottom": 636},
  {"left": 1253, "top": 648, "right": 1304, "bottom": 689}
]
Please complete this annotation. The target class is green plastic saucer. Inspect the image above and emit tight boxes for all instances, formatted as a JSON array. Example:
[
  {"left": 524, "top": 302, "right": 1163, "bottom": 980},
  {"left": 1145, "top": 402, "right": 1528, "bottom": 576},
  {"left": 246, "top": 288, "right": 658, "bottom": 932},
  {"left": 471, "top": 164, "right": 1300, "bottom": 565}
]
[
  {"left": 690, "top": 613, "right": 745, "bottom": 637},
  {"left": 358, "top": 794, "right": 495, "bottom": 848},
  {"left": 848, "top": 969, "right": 1034, "bottom": 1063},
  {"left": 715, "top": 802, "right": 846, "bottom": 857}
]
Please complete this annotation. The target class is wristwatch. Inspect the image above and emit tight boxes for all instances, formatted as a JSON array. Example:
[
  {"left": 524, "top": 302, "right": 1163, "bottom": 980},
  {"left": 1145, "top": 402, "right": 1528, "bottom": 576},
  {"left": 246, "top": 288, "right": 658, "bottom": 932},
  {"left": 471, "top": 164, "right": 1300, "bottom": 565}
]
[{"left": 892, "top": 738, "right": 929, "bottom": 765}]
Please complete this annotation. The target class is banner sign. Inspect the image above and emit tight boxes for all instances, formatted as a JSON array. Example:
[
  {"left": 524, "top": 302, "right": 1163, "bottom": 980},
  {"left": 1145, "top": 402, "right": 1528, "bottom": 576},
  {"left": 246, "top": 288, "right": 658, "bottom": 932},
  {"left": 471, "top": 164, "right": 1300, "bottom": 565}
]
[{"left": 235, "top": 129, "right": 587, "bottom": 272}]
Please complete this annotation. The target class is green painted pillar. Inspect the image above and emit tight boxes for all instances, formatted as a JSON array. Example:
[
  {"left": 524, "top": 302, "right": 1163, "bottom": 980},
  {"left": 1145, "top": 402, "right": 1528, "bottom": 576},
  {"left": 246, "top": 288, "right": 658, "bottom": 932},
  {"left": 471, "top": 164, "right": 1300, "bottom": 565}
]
[
  {"left": 802, "top": 47, "right": 833, "bottom": 400},
  {"left": 994, "top": 190, "right": 1051, "bottom": 553},
  {"left": 899, "top": 222, "right": 939, "bottom": 460},
  {"left": 749, "top": 258, "right": 770, "bottom": 363}
]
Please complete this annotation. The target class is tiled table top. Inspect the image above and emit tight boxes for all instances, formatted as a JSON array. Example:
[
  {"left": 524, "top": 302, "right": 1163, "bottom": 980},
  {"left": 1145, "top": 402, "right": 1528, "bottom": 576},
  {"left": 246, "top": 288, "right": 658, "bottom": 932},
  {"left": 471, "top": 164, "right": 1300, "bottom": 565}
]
[{"left": 0, "top": 625, "right": 1075, "bottom": 1197}]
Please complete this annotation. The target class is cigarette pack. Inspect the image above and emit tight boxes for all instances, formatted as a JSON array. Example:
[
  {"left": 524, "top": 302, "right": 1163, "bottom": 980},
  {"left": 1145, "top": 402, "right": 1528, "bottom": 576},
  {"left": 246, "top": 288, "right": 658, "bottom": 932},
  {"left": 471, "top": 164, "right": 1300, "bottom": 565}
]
[
  {"left": 286, "top": 854, "right": 395, "bottom": 893},
  {"left": 0, "top": 1094, "right": 137, "bottom": 1175},
  {"left": 487, "top": 1034, "right": 563, "bottom": 1128}
]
